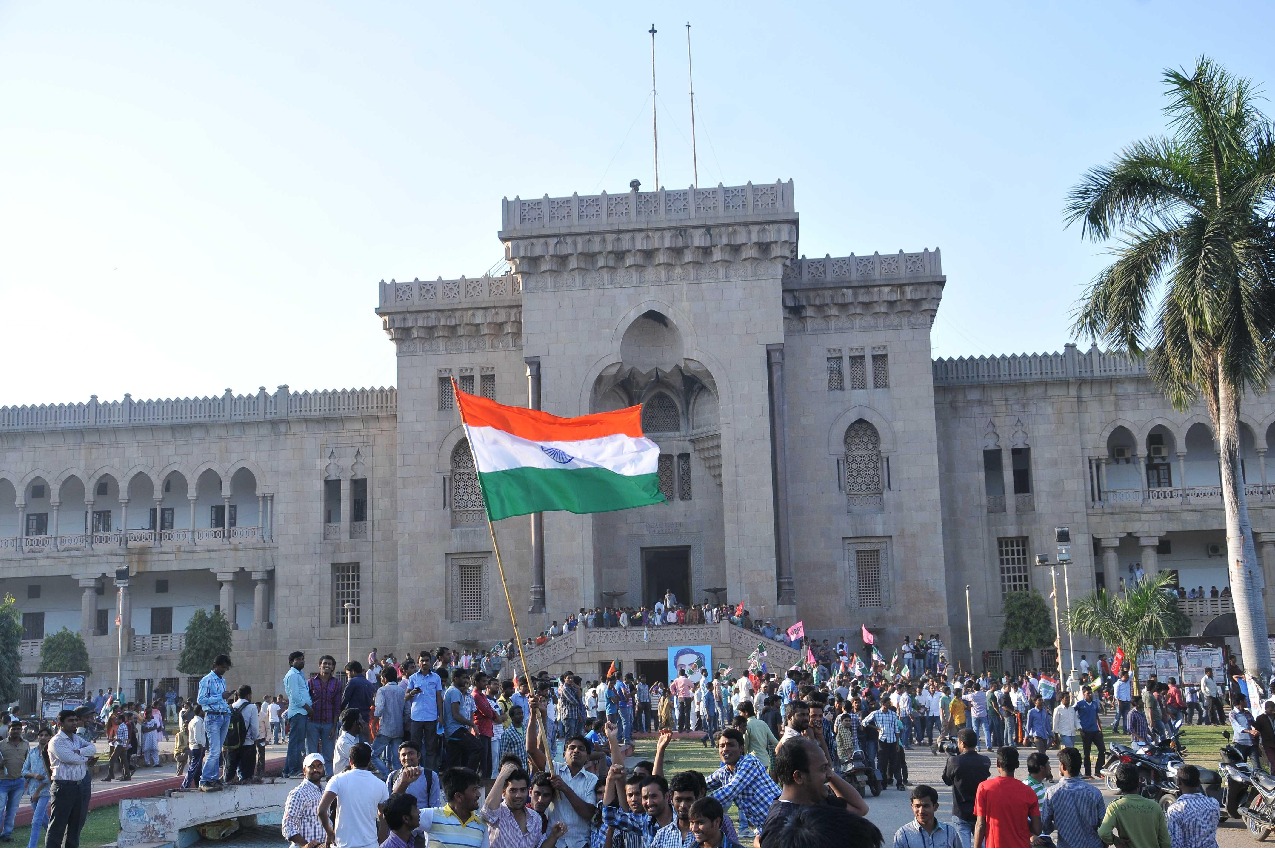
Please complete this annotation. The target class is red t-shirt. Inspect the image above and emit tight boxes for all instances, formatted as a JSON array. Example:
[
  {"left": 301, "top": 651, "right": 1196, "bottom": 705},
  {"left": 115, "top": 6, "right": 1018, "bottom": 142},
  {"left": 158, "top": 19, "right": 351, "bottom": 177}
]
[{"left": 974, "top": 775, "right": 1039, "bottom": 849}]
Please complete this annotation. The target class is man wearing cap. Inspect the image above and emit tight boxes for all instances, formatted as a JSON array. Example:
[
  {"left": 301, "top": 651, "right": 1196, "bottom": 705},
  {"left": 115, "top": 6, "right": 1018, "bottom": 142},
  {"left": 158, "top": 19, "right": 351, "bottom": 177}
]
[{"left": 282, "top": 753, "right": 327, "bottom": 848}]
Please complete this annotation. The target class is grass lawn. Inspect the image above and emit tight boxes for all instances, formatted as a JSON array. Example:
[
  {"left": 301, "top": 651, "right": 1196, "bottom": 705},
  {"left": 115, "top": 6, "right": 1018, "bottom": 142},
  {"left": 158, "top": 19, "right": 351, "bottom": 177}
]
[{"left": 10, "top": 807, "right": 118, "bottom": 848}]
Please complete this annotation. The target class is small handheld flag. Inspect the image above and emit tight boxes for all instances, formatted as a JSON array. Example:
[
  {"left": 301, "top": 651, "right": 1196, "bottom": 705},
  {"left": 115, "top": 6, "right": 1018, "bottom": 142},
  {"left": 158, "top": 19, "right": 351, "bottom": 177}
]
[
  {"left": 787, "top": 621, "right": 805, "bottom": 642},
  {"left": 862, "top": 624, "right": 875, "bottom": 645}
]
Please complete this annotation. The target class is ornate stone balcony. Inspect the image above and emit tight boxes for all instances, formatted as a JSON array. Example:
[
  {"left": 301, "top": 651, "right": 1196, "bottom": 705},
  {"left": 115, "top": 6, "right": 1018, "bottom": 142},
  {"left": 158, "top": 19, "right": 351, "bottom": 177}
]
[
  {"left": 0, "top": 526, "right": 270, "bottom": 558},
  {"left": 1091, "top": 483, "right": 1274, "bottom": 510}
]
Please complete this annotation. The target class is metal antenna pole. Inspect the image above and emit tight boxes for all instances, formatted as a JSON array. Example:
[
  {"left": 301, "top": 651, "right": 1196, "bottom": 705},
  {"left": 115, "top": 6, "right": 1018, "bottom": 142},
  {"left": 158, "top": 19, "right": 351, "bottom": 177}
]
[
  {"left": 686, "top": 22, "right": 698, "bottom": 188},
  {"left": 649, "top": 24, "right": 659, "bottom": 190}
]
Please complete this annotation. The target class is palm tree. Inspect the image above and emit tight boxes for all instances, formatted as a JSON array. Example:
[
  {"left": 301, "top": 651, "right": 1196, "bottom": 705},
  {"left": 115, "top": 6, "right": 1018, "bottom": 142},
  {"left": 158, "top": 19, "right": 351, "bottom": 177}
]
[
  {"left": 1066, "top": 57, "right": 1275, "bottom": 692},
  {"left": 1066, "top": 572, "right": 1185, "bottom": 695}
]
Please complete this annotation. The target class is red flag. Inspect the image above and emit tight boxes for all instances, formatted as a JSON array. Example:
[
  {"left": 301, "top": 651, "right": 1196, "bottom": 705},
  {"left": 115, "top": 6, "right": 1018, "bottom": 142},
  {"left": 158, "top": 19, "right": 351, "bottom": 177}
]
[
  {"left": 787, "top": 621, "right": 805, "bottom": 641},
  {"left": 1110, "top": 647, "right": 1126, "bottom": 677},
  {"left": 862, "top": 624, "right": 875, "bottom": 645},
  {"left": 606, "top": 659, "right": 618, "bottom": 678},
  {"left": 735, "top": 601, "right": 745, "bottom": 617}
]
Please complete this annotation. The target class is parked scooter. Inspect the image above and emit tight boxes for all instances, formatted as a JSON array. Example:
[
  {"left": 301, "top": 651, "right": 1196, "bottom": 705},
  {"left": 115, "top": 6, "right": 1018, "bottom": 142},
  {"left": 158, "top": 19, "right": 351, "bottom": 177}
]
[
  {"left": 1220, "top": 731, "right": 1253, "bottom": 820},
  {"left": 839, "top": 749, "right": 883, "bottom": 798},
  {"left": 1240, "top": 768, "right": 1275, "bottom": 841}
]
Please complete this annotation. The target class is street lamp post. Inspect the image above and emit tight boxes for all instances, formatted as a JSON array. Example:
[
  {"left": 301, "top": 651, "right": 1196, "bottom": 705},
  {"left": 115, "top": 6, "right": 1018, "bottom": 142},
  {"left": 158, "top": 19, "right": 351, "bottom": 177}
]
[
  {"left": 965, "top": 584, "right": 974, "bottom": 676},
  {"left": 1056, "top": 526, "right": 1075, "bottom": 679},
  {"left": 1050, "top": 567, "right": 1064, "bottom": 683},
  {"left": 114, "top": 567, "right": 129, "bottom": 701},
  {"left": 344, "top": 602, "right": 355, "bottom": 663}
]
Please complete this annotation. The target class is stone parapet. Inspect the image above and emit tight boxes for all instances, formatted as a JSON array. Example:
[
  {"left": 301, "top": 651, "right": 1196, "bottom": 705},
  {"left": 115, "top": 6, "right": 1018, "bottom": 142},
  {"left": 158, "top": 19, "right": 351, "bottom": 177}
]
[
  {"left": 0, "top": 386, "right": 396, "bottom": 432},
  {"left": 932, "top": 343, "right": 1147, "bottom": 386},
  {"left": 783, "top": 249, "right": 943, "bottom": 288}
]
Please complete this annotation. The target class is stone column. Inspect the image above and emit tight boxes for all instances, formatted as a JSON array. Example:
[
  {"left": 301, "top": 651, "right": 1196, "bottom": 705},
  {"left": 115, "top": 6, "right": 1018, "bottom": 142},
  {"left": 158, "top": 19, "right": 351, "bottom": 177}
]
[
  {"left": 118, "top": 581, "right": 132, "bottom": 635},
  {"left": 258, "top": 495, "right": 266, "bottom": 539},
  {"left": 1258, "top": 533, "right": 1275, "bottom": 626},
  {"left": 50, "top": 502, "right": 60, "bottom": 538},
  {"left": 188, "top": 497, "right": 197, "bottom": 543},
  {"left": 119, "top": 499, "right": 129, "bottom": 538},
  {"left": 1100, "top": 537, "right": 1121, "bottom": 588},
  {"left": 526, "top": 357, "right": 546, "bottom": 615},
  {"left": 79, "top": 578, "right": 97, "bottom": 637},
  {"left": 1175, "top": 453, "right": 1187, "bottom": 497},
  {"left": 153, "top": 498, "right": 163, "bottom": 546},
  {"left": 85, "top": 499, "right": 94, "bottom": 549},
  {"left": 251, "top": 570, "right": 271, "bottom": 628},
  {"left": 1260, "top": 450, "right": 1269, "bottom": 497},
  {"left": 217, "top": 571, "right": 238, "bottom": 629},
  {"left": 16, "top": 502, "right": 24, "bottom": 553},
  {"left": 767, "top": 344, "right": 796, "bottom": 605},
  {"left": 1138, "top": 535, "right": 1160, "bottom": 575},
  {"left": 1098, "top": 459, "right": 1109, "bottom": 501},
  {"left": 222, "top": 495, "right": 232, "bottom": 543}
]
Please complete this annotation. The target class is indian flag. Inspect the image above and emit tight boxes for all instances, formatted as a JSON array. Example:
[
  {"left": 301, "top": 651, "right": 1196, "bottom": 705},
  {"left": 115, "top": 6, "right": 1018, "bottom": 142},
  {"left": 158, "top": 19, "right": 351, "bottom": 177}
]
[{"left": 455, "top": 385, "right": 665, "bottom": 521}]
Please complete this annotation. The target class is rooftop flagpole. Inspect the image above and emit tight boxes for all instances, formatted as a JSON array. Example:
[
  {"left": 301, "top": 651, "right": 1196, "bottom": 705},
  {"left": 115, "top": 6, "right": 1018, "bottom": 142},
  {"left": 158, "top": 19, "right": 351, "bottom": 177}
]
[
  {"left": 649, "top": 24, "right": 660, "bottom": 190},
  {"left": 686, "top": 22, "right": 698, "bottom": 188}
]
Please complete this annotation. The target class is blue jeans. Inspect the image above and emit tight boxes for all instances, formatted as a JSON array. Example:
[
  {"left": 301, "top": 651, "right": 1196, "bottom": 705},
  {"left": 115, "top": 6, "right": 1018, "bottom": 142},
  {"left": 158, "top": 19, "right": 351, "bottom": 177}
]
[
  {"left": 620, "top": 705, "right": 635, "bottom": 743},
  {"left": 308, "top": 722, "right": 337, "bottom": 776},
  {"left": 952, "top": 818, "right": 974, "bottom": 847},
  {"left": 1061, "top": 734, "right": 1075, "bottom": 748},
  {"left": 285, "top": 713, "right": 309, "bottom": 776},
  {"left": 988, "top": 713, "right": 1003, "bottom": 747},
  {"left": 374, "top": 734, "right": 402, "bottom": 772},
  {"left": 27, "top": 794, "right": 48, "bottom": 847},
  {"left": 973, "top": 716, "right": 989, "bottom": 750},
  {"left": 0, "top": 778, "right": 21, "bottom": 837},
  {"left": 270, "top": 720, "right": 282, "bottom": 745},
  {"left": 201, "top": 712, "right": 230, "bottom": 784}
]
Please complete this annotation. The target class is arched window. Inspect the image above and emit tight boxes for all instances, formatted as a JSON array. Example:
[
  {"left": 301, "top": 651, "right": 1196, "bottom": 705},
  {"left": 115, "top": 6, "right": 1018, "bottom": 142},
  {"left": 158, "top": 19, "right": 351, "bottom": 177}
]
[
  {"left": 844, "top": 420, "right": 884, "bottom": 512},
  {"left": 642, "top": 393, "right": 681, "bottom": 434},
  {"left": 450, "top": 441, "right": 485, "bottom": 527}
]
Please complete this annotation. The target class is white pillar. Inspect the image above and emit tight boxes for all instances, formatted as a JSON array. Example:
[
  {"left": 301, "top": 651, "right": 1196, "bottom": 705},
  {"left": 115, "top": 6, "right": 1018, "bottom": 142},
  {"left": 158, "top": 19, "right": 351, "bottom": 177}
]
[
  {"left": 79, "top": 578, "right": 97, "bottom": 637},
  {"left": 1101, "top": 537, "right": 1121, "bottom": 589},
  {"left": 188, "top": 497, "right": 197, "bottom": 543},
  {"left": 119, "top": 499, "right": 128, "bottom": 539},
  {"left": 252, "top": 570, "right": 270, "bottom": 628},
  {"left": 222, "top": 495, "right": 231, "bottom": 543},
  {"left": 1138, "top": 535, "right": 1160, "bottom": 576},
  {"left": 1176, "top": 452, "right": 1187, "bottom": 497},
  {"left": 85, "top": 499, "right": 94, "bottom": 549},
  {"left": 153, "top": 498, "right": 163, "bottom": 546},
  {"left": 257, "top": 495, "right": 265, "bottom": 539},
  {"left": 217, "top": 571, "right": 237, "bottom": 629}
]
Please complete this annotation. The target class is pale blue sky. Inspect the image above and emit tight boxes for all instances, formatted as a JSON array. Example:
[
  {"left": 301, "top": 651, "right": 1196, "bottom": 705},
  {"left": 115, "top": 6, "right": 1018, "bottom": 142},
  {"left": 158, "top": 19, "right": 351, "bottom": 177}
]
[{"left": 2, "top": 1, "right": 1273, "bottom": 405}]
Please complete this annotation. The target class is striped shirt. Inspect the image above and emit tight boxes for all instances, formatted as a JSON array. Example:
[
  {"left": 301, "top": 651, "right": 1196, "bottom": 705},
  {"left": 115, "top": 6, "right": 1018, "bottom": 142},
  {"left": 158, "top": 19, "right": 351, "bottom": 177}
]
[
  {"left": 419, "top": 804, "right": 490, "bottom": 848},
  {"left": 1166, "top": 792, "right": 1221, "bottom": 847},
  {"left": 483, "top": 801, "right": 542, "bottom": 848},
  {"left": 1127, "top": 708, "right": 1150, "bottom": 743},
  {"left": 49, "top": 730, "right": 95, "bottom": 782},
  {"left": 1042, "top": 776, "right": 1104, "bottom": 848},
  {"left": 865, "top": 708, "right": 901, "bottom": 743}
]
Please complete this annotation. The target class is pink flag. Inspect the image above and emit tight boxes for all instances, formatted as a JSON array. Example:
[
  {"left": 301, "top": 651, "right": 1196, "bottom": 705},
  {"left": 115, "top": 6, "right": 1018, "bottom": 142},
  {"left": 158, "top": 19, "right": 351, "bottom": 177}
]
[
  {"left": 806, "top": 647, "right": 817, "bottom": 666},
  {"left": 786, "top": 621, "right": 805, "bottom": 641},
  {"left": 862, "top": 624, "right": 875, "bottom": 645}
]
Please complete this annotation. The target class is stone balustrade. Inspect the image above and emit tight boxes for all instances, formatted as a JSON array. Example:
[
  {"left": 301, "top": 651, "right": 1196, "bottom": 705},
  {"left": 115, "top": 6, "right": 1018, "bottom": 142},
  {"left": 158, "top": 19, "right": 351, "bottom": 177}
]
[
  {"left": 377, "top": 273, "right": 521, "bottom": 310},
  {"left": 933, "top": 344, "right": 1147, "bottom": 385},
  {"left": 0, "top": 386, "right": 396, "bottom": 432},
  {"left": 501, "top": 181, "right": 795, "bottom": 234},
  {"left": 0, "top": 526, "right": 268, "bottom": 557},
  {"left": 784, "top": 249, "right": 943, "bottom": 285},
  {"left": 131, "top": 633, "right": 186, "bottom": 653},
  {"left": 1092, "top": 484, "right": 1275, "bottom": 509}
]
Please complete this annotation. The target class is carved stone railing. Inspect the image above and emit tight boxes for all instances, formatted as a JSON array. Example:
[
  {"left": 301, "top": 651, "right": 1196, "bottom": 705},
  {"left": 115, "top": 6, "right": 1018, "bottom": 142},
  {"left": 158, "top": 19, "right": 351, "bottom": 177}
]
[
  {"left": 0, "top": 527, "right": 268, "bottom": 557},
  {"left": 1178, "top": 597, "right": 1234, "bottom": 621},
  {"left": 378, "top": 274, "right": 520, "bottom": 311},
  {"left": 934, "top": 344, "right": 1149, "bottom": 386},
  {"left": 0, "top": 386, "right": 396, "bottom": 432},
  {"left": 987, "top": 495, "right": 1006, "bottom": 514},
  {"left": 784, "top": 250, "right": 943, "bottom": 285},
  {"left": 349, "top": 521, "right": 368, "bottom": 540},
  {"left": 1015, "top": 494, "right": 1035, "bottom": 513},
  {"left": 323, "top": 524, "right": 341, "bottom": 541},
  {"left": 501, "top": 181, "right": 795, "bottom": 234},
  {"left": 1092, "top": 484, "right": 1275, "bottom": 509},
  {"left": 131, "top": 633, "right": 185, "bottom": 653}
]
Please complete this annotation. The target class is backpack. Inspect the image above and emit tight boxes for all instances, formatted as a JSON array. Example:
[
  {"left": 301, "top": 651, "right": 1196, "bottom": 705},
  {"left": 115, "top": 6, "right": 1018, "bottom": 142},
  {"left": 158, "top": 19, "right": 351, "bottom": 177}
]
[{"left": 223, "top": 705, "right": 247, "bottom": 751}]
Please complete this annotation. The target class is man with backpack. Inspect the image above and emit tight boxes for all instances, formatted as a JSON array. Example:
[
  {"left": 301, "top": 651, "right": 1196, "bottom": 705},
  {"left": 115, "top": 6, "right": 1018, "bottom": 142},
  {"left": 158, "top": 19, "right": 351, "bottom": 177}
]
[
  {"left": 224, "top": 685, "right": 259, "bottom": 784},
  {"left": 196, "top": 654, "right": 233, "bottom": 792}
]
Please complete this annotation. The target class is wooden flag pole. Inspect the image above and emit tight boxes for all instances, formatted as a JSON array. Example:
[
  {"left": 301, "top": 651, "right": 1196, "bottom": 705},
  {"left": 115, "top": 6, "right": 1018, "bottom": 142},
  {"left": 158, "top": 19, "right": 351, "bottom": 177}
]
[{"left": 452, "top": 379, "right": 553, "bottom": 773}]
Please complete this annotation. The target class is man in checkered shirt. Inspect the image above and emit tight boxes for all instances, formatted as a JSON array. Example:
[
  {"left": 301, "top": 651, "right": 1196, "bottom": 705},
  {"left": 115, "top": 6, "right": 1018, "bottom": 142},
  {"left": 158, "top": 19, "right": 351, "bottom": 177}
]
[
  {"left": 1166, "top": 765, "right": 1221, "bottom": 847},
  {"left": 705, "top": 729, "right": 780, "bottom": 840},
  {"left": 864, "top": 699, "right": 905, "bottom": 789},
  {"left": 498, "top": 704, "right": 528, "bottom": 772}
]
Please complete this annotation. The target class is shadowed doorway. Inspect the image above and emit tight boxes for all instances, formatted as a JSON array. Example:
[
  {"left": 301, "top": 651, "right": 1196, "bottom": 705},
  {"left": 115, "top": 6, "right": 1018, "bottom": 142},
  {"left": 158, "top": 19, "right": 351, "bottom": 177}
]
[{"left": 642, "top": 546, "right": 691, "bottom": 611}]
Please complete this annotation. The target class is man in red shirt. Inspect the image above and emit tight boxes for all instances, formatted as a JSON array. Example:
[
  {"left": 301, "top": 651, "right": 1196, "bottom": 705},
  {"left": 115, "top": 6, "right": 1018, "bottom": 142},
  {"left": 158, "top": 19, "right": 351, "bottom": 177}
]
[{"left": 973, "top": 746, "right": 1041, "bottom": 848}]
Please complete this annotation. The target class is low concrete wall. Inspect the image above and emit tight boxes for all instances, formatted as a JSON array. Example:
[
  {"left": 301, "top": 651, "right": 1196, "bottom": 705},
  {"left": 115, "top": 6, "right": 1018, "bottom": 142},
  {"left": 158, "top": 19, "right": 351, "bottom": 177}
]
[{"left": 118, "top": 780, "right": 290, "bottom": 847}]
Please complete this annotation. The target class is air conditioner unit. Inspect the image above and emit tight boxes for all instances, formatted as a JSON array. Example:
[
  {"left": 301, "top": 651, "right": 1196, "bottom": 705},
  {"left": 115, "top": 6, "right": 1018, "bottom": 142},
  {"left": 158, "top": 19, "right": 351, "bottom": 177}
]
[
  {"left": 1207, "top": 544, "right": 1223, "bottom": 557},
  {"left": 1149, "top": 445, "right": 1168, "bottom": 458},
  {"left": 1112, "top": 447, "right": 1131, "bottom": 460}
]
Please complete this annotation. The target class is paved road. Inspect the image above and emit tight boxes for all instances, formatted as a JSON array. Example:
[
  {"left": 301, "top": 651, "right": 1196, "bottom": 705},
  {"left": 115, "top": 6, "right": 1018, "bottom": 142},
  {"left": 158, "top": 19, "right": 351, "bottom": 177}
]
[{"left": 863, "top": 742, "right": 1265, "bottom": 848}]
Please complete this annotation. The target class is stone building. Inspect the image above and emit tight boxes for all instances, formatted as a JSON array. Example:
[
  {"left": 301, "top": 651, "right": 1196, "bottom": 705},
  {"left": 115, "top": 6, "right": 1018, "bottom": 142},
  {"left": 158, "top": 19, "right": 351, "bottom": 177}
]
[{"left": 0, "top": 179, "right": 1267, "bottom": 704}]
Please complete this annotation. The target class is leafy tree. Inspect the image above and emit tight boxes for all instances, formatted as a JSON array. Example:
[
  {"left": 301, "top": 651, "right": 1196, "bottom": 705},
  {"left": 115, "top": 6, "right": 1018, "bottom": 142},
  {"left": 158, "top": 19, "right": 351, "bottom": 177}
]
[
  {"left": 1065, "top": 572, "right": 1184, "bottom": 694},
  {"left": 0, "top": 596, "right": 20, "bottom": 706},
  {"left": 999, "top": 590, "right": 1055, "bottom": 651},
  {"left": 37, "top": 627, "right": 90, "bottom": 674},
  {"left": 1066, "top": 57, "right": 1275, "bottom": 689},
  {"left": 177, "top": 609, "right": 232, "bottom": 676}
]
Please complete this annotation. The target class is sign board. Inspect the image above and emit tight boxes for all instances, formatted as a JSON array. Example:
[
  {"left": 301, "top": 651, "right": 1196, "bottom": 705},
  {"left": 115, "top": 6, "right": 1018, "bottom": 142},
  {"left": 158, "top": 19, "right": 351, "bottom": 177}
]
[
  {"left": 1175, "top": 638, "right": 1226, "bottom": 685},
  {"left": 40, "top": 673, "right": 87, "bottom": 701}
]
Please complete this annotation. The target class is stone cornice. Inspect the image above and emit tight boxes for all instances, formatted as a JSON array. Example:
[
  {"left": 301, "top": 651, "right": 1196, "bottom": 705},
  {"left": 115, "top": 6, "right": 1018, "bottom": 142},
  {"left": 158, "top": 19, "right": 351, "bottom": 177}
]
[
  {"left": 381, "top": 304, "right": 523, "bottom": 355},
  {"left": 782, "top": 281, "right": 945, "bottom": 334}
]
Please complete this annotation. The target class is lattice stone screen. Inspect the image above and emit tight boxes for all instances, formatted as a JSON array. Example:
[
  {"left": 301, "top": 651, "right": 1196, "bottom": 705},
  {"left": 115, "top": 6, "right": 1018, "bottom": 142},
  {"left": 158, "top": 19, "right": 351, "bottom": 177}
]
[
  {"left": 450, "top": 441, "right": 486, "bottom": 526},
  {"left": 642, "top": 393, "right": 681, "bottom": 433},
  {"left": 449, "top": 557, "right": 488, "bottom": 622},
  {"left": 827, "top": 356, "right": 844, "bottom": 391},
  {"left": 848, "top": 354, "right": 867, "bottom": 390},
  {"left": 856, "top": 549, "right": 882, "bottom": 607},
  {"left": 657, "top": 454, "right": 675, "bottom": 501},
  {"left": 845, "top": 420, "right": 883, "bottom": 512},
  {"left": 872, "top": 351, "right": 889, "bottom": 388},
  {"left": 998, "top": 536, "right": 1031, "bottom": 597}
]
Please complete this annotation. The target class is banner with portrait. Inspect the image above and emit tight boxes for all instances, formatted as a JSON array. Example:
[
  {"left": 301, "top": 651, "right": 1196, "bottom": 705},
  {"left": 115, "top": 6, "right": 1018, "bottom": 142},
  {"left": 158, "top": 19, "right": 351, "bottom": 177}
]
[{"left": 668, "top": 645, "right": 712, "bottom": 684}]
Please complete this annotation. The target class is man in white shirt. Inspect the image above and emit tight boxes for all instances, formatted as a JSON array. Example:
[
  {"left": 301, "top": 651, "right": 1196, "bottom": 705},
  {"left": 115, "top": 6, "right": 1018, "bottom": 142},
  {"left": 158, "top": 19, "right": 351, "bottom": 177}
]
[
  {"left": 266, "top": 696, "right": 283, "bottom": 745},
  {"left": 317, "top": 743, "right": 389, "bottom": 848},
  {"left": 228, "top": 685, "right": 260, "bottom": 784},
  {"left": 1079, "top": 656, "right": 1090, "bottom": 678}
]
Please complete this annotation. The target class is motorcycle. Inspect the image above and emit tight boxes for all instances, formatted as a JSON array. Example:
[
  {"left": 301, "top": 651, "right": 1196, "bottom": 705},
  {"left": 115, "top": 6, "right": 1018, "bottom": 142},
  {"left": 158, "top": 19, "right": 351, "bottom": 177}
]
[
  {"left": 1220, "top": 731, "right": 1253, "bottom": 820},
  {"left": 1101, "top": 717, "right": 1188, "bottom": 800},
  {"left": 1240, "top": 768, "right": 1275, "bottom": 841},
  {"left": 840, "top": 749, "right": 883, "bottom": 798}
]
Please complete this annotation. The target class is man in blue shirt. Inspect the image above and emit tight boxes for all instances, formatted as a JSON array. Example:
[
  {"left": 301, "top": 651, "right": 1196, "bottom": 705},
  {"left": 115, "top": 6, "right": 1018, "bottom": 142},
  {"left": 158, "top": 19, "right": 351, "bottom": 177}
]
[
  {"left": 197, "top": 654, "right": 232, "bottom": 791},
  {"left": 406, "top": 652, "right": 444, "bottom": 771},
  {"left": 1026, "top": 696, "right": 1052, "bottom": 753},
  {"left": 1075, "top": 686, "right": 1106, "bottom": 778},
  {"left": 1111, "top": 672, "right": 1132, "bottom": 733},
  {"left": 443, "top": 669, "right": 482, "bottom": 773},
  {"left": 281, "top": 650, "right": 311, "bottom": 778}
]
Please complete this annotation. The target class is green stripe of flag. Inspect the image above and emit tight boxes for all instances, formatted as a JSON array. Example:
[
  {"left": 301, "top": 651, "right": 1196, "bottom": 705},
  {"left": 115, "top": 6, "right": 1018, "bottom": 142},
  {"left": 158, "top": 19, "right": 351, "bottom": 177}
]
[{"left": 477, "top": 467, "right": 664, "bottom": 521}]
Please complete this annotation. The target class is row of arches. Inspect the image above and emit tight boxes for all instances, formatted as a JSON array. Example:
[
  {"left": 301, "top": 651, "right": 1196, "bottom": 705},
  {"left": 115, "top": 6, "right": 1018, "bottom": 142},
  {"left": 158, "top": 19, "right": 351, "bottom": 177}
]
[
  {"left": 1103, "top": 421, "right": 1275, "bottom": 492},
  {"left": 0, "top": 467, "right": 266, "bottom": 539}
]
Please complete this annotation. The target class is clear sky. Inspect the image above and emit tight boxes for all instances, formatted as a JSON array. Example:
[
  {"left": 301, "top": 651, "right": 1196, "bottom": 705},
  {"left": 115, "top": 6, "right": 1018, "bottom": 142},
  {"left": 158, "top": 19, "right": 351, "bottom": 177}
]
[{"left": 2, "top": 1, "right": 1273, "bottom": 406}]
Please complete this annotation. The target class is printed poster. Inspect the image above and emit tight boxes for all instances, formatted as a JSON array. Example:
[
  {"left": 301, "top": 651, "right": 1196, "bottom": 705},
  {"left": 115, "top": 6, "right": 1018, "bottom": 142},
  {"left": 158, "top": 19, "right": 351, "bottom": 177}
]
[{"left": 668, "top": 645, "right": 712, "bottom": 685}]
